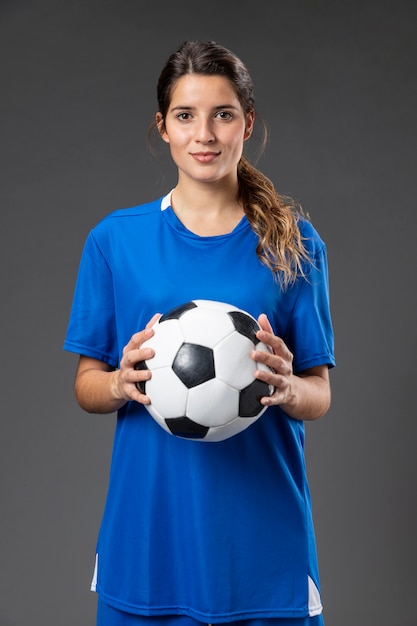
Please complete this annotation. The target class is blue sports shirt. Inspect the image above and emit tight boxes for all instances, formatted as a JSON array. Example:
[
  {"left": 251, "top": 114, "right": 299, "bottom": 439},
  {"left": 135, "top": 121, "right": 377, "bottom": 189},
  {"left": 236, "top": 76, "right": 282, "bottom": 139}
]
[{"left": 64, "top": 193, "right": 335, "bottom": 621}]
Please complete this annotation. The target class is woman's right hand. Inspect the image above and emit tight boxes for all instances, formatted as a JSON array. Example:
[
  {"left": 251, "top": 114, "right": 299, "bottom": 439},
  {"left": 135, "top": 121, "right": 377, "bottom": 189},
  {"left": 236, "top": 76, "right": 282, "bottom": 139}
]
[
  {"left": 74, "top": 313, "right": 160, "bottom": 413},
  {"left": 112, "top": 313, "right": 160, "bottom": 405}
]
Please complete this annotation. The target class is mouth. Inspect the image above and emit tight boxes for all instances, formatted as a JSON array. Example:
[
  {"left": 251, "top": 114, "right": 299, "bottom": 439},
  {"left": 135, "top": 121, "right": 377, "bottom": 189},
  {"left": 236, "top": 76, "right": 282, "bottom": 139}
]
[{"left": 190, "top": 152, "right": 220, "bottom": 163}]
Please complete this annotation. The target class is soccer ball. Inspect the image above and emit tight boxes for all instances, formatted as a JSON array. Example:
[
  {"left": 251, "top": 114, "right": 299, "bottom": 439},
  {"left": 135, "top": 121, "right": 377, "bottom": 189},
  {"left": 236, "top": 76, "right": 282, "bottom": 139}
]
[{"left": 135, "top": 300, "right": 274, "bottom": 442}]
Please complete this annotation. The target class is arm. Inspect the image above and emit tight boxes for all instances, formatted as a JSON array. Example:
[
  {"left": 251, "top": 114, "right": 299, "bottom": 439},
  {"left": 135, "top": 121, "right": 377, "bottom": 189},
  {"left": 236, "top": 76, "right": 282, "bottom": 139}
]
[
  {"left": 253, "top": 314, "right": 331, "bottom": 421},
  {"left": 74, "top": 314, "right": 159, "bottom": 414}
]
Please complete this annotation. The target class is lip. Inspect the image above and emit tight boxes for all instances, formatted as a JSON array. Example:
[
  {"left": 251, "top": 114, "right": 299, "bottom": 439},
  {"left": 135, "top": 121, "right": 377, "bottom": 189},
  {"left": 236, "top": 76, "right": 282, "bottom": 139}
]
[{"left": 190, "top": 152, "right": 220, "bottom": 163}]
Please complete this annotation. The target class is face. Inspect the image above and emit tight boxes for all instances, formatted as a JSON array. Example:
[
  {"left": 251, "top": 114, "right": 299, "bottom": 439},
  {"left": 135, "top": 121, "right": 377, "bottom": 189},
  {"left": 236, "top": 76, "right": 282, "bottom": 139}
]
[{"left": 157, "top": 74, "right": 254, "bottom": 186}]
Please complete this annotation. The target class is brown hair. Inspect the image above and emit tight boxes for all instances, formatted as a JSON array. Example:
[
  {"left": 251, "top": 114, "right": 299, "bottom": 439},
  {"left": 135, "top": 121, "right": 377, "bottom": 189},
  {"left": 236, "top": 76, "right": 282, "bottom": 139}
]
[{"left": 156, "top": 40, "right": 309, "bottom": 287}]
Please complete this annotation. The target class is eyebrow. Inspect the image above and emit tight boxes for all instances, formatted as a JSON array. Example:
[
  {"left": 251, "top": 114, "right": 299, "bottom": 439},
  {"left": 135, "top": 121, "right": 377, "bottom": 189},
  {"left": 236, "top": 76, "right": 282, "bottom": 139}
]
[{"left": 170, "top": 104, "right": 240, "bottom": 112}]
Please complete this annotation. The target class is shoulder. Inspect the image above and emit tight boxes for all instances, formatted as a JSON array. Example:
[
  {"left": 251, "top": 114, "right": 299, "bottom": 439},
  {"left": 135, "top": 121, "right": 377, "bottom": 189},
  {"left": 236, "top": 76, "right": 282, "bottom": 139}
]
[
  {"left": 296, "top": 215, "right": 327, "bottom": 258},
  {"left": 97, "top": 196, "right": 164, "bottom": 227},
  {"left": 86, "top": 196, "right": 166, "bottom": 247}
]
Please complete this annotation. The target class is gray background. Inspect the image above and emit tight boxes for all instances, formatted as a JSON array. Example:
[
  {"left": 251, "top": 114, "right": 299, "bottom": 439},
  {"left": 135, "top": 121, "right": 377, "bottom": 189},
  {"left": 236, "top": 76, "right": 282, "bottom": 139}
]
[{"left": 1, "top": 1, "right": 416, "bottom": 625}]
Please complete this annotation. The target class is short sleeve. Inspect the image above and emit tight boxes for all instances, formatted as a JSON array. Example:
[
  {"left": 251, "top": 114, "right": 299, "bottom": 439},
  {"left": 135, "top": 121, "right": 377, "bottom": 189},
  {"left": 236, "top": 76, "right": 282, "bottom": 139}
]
[
  {"left": 63, "top": 231, "right": 119, "bottom": 367},
  {"left": 284, "top": 243, "right": 335, "bottom": 374}
]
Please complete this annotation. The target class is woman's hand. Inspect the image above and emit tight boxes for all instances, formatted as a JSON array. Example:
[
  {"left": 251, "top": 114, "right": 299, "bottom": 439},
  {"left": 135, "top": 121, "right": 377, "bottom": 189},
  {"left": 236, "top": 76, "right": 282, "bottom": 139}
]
[
  {"left": 111, "top": 313, "right": 160, "bottom": 405},
  {"left": 74, "top": 313, "right": 160, "bottom": 413},
  {"left": 253, "top": 313, "right": 295, "bottom": 407},
  {"left": 252, "top": 313, "right": 331, "bottom": 421}
]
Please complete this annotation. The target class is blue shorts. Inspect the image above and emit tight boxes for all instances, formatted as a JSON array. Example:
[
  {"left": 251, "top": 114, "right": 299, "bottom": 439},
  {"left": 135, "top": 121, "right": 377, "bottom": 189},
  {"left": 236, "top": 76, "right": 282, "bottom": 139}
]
[{"left": 97, "top": 599, "right": 325, "bottom": 626}]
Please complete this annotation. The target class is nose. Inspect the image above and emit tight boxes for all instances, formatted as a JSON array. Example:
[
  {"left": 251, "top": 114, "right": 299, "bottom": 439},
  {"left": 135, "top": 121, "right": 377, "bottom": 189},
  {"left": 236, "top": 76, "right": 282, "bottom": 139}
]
[{"left": 195, "top": 118, "right": 215, "bottom": 143}]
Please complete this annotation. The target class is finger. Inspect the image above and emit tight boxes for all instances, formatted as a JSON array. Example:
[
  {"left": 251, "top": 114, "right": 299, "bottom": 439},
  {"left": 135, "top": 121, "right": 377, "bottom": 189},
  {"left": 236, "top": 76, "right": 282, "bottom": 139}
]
[
  {"left": 257, "top": 312, "right": 274, "bottom": 334},
  {"left": 256, "top": 350, "right": 292, "bottom": 378},
  {"left": 257, "top": 314, "right": 287, "bottom": 357},
  {"left": 257, "top": 328, "right": 293, "bottom": 363},
  {"left": 257, "top": 369, "right": 293, "bottom": 406},
  {"left": 128, "top": 314, "right": 160, "bottom": 350},
  {"left": 124, "top": 345, "right": 155, "bottom": 370},
  {"left": 260, "top": 387, "right": 286, "bottom": 407},
  {"left": 146, "top": 313, "right": 161, "bottom": 329},
  {"left": 129, "top": 385, "right": 152, "bottom": 405},
  {"left": 129, "top": 327, "right": 154, "bottom": 348},
  {"left": 118, "top": 363, "right": 153, "bottom": 405}
]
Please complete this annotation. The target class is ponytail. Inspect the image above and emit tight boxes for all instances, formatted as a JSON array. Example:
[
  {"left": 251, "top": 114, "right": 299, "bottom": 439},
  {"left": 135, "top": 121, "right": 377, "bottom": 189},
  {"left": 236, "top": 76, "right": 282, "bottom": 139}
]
[{"left": 238, "top": 156, "right": 310, "bottom": 288}]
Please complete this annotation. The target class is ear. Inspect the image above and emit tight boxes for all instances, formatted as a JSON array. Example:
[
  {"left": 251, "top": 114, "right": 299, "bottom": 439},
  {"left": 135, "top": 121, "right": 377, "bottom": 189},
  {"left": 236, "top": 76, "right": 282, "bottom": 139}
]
[
  {"left": 244, "top": 110, "right": 255, "bottom": 141},
  {"left": 156, "top": 112, "right": 169, "bottom": 143}
]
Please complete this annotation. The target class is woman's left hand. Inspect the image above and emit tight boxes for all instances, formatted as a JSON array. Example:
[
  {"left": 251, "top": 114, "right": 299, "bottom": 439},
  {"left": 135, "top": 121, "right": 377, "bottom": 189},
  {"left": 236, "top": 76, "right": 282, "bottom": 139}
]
[
  {"left": 252, "top": 313, "right": 295, "bottom": 408},
  {"left": 252, "top": 313, "right": 331, "bottom": 420}
]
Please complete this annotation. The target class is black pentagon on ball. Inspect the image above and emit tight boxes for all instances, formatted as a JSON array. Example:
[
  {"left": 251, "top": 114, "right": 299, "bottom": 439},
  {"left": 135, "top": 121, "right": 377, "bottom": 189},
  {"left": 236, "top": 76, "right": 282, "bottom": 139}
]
[
  {"left": 134, "top": 360, "right": 149, "bottom": 394},
  {"left": 165, "top": 416, "right": 209, "bottom": 439},
  {"left": 239, "top": 379, "right": 271, "bottom": 417},
  {"left": 173, "top": 343, "right": 215, "bottom": 388},
  {"left": 228, "top": 311, "right": 259, "bottom": 343},
  {"left": 159, "top": 301, "right": 197, "bottom": 323}
]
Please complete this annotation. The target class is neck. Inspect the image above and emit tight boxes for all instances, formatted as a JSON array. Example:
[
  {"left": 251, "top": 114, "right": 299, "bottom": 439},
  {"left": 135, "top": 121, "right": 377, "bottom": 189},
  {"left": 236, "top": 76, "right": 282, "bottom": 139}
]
[
  {"left": 173, "top": 175, "right": 240, "bottom": 212},
  {"left": 170, "top": 179, "right": 244, "bottom": 237}
]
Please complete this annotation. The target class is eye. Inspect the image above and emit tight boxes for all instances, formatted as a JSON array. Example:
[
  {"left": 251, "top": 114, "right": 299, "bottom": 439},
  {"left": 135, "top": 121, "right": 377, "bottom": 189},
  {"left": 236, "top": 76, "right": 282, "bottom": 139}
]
[
  {"left": 215, "top": 110, "right": 233, "bottom": 120},
  {"left": 177, "top": 112, "right": 193, "bottom": 121}
]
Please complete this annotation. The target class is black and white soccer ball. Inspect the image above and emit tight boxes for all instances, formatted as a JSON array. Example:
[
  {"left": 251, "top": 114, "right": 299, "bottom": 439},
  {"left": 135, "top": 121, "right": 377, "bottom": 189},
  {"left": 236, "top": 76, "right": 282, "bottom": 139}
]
[{"left": 135, "top": 300, "right": 274, "bottom": 442}]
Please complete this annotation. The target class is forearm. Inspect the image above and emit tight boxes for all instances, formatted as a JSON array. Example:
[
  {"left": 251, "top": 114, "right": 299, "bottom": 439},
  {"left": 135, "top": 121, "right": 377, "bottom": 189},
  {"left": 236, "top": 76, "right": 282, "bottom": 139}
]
[
  {"left": 74, "top": 341, "right": 154, "bottom": 414},
  {"left": 275, "top": 369, "right": 331, "bottom": 421},
  {"left": 75, "top": 365, "right": 127, "bottom": 414}
]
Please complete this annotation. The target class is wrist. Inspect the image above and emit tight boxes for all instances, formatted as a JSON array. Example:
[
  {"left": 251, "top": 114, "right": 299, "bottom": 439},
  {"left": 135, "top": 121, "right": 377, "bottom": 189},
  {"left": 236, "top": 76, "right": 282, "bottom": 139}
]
[
  {"left": 109, "top": 369, "right": 127, "bottom": 403},
  {"left": 279, "top": 376, "right": 298, "bottom": 413}
]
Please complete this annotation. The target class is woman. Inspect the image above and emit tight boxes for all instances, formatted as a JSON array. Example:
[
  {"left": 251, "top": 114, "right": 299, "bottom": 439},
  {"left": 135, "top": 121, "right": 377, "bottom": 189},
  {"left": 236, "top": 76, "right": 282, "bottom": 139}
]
[{"left": 65, "top": 40, "right": 335, "bottom": 626}]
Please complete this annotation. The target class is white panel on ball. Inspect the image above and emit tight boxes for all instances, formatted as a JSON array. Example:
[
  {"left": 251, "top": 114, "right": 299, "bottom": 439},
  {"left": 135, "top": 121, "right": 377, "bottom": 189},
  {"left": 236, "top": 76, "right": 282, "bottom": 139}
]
[
  {"left": 203, "top": 414, "right": 261, "bottom": 442},
  {"left": 186, "top": 378, "right": 239, "bottom": 427},
  {"left": 214, "top": 333, "right": 256, "bottom": 389},
  {"left": 146, "top": 367, "right": 188, "bottom": 419},
  {"left": 179, "top": 307, "right": 235, "bottom": 348}
]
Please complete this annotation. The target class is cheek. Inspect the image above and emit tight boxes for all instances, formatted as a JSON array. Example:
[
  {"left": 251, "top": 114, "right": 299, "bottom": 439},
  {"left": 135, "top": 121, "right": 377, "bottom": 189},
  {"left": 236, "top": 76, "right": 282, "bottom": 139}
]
[
  {"left": 227, "top": 124, "right": 247, "bottom": 146},
  {"left": 228, "top": 132, "right": 246, "bottom": 155},
  {"left": 163, "top": 128, "right": 188, "bottom": 148},
  {"left": 166, "top": 140, "right": 184, "bottom": 166}
]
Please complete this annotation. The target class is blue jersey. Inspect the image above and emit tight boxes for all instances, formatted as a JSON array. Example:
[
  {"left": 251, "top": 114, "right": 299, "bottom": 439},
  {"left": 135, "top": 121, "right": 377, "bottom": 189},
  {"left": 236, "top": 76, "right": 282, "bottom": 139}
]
[{"left": 64, "top": 193, "right": 335, "bottom": 622}]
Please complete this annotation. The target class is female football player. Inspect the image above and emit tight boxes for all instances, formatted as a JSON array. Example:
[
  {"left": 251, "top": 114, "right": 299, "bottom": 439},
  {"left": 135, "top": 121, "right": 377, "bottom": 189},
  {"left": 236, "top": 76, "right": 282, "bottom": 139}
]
[{"left": 65, "top": 40, "right": 335, "bottom": 626}]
